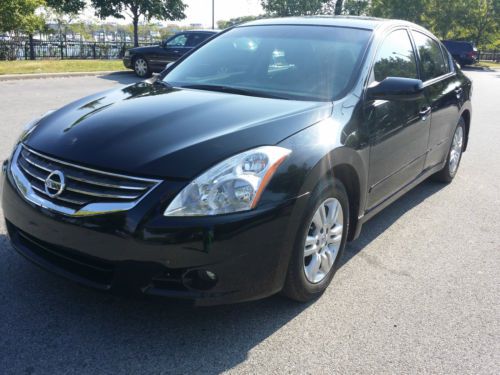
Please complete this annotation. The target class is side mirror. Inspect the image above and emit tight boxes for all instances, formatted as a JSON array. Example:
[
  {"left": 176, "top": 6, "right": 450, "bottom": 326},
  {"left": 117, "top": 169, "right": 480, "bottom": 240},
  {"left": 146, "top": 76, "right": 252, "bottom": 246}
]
[{"left": 367, "top": 77, "right": 424, "bottom": 101}]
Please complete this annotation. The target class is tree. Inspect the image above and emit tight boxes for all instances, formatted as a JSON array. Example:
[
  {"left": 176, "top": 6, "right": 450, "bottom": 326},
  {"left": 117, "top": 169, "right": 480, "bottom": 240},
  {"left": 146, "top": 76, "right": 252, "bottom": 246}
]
[
  {"left": 45, "top": 0, "right": 85, "bottom": 14},
  {"left": 343, "top": 0, "right": 370, "bottom": 15},
  {"left": 370, "top": 0, "right": 428, "bottom": 24},
  {"left": 91, "top": 0, "right": 187, "bottom": 47},
  {"left": 461, "top": 0, "right": 499, "bottom": 47},
  {"left": 217, "top": 15, "right": 262, "bottom": 29},
  {"left": 261, "top": 0, "right": 329, "bottom": 17},
  {"left": 0, "top": 0, "right": 45, "bottom": 60},
  {"left": 0, "top": 0, "right": 45, "bottom": 34}
]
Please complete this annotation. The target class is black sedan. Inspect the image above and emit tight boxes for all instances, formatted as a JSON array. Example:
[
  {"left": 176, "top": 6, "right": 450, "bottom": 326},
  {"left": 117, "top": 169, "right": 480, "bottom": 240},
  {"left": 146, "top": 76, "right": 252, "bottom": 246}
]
[
  {"left": 1, "top": 17, "right": 472, "bottom": 305},
  {"left": 123, "top": 30, "right": 218, "bottom": 77}
]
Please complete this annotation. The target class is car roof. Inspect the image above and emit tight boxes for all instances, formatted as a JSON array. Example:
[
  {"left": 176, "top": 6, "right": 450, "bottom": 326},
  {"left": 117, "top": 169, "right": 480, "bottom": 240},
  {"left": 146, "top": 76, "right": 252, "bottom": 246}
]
[
  {"left": 240, "top": 16, "right": 419, "bottom": 31},
  {"left": 183, "top": 29, "right": 219, "bottom": 34}
]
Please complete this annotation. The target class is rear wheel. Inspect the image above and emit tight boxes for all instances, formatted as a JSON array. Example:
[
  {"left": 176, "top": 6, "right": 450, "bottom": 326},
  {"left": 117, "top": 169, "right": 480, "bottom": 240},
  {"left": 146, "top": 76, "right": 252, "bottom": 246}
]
[
  {"left": 282, "top": 178, "right": 349, "bottom": 302},
  {"left": 433, "top": 117, "right": 465, "bottom": 183},
  {"left": 133, "top": 56, "right": 150, "bottom": 78}
]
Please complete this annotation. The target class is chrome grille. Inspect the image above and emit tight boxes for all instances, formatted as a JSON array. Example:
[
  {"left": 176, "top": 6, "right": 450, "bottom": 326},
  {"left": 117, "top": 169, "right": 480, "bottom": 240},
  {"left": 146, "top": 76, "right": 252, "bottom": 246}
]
[{"left": 13, "top": 144, "right": 161, "bottom": 215}]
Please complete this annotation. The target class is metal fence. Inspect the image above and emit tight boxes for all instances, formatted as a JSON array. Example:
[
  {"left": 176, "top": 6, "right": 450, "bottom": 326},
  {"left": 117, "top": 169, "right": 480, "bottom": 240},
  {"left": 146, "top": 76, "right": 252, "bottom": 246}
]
[
  {"left": 479, "top": 50, "right": 499, "bottom": 62},
  {"left": 0, "top": 40, "right": 159, "bottom": 61}
]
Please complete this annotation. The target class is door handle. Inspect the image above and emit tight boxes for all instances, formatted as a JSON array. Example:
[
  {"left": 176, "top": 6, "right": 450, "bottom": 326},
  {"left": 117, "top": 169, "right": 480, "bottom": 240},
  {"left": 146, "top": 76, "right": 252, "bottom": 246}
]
[
  {"left": 454, "top": 87, "right": 463, "bottom": 99},
  {"left": 419, "top": 106, "right": 431, "bottom": 121}
]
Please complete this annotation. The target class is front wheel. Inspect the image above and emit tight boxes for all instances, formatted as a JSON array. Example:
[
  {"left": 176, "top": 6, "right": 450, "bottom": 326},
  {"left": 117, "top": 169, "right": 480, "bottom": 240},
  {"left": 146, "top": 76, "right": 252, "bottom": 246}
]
[
  {"left": 282, "top": 178, "right": 349, "bottom": 302},
  {"left": 133, "top": 56, "right": 151, "bottom": 78},
  {"left": 433, "top": 117, "right": 465, "bottom": 183}
]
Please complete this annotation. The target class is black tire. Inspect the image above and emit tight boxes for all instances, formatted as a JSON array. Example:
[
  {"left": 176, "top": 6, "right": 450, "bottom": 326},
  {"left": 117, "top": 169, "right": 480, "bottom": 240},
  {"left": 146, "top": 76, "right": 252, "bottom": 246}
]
[
  {"left": 133, "top": 56, "right": 151, "bottom": 78},
  {"left": 282, "top": 177, "right": 349, "bottom": 302},
  {"left": 433, "top": 117, "right": 466, "bottom": 183}
]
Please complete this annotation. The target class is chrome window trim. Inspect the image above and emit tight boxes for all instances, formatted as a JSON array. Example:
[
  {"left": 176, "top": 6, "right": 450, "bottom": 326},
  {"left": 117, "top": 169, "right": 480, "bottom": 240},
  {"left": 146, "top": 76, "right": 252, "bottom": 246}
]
[{"left": 10, "top": 145, "right": 163, "bottom": 217}]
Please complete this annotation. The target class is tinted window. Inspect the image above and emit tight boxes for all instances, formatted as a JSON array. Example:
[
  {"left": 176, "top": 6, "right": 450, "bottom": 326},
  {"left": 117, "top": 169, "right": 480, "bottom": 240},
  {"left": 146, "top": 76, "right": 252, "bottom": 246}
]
[
  {"left": 186, "top": 33, "right": 209, "bottom": 47},
  {"left": 167, "top": 34, "right": 188, "bottom": 47},
  {"left": 164, "top": 26, "right": 371, "bottom": 101},
  {"left": 413, "top": 31, "right": 448, "bottom": 80},
  {"left": 440, "top": 44, "right": 452, "bottom": 72},
  {"left": 373, "top": 29, "right": 417, "bottom": 82}
]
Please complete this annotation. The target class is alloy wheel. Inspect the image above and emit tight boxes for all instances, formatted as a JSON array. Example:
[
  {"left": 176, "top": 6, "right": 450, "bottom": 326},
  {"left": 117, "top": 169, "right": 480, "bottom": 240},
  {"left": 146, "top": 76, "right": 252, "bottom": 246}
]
[
  {"left": 134, "top": 58, "right": 148, "bottom": 77},
  {"left": 303, "top": 197, "right": 344, "bottom": 283},
  {"left": 449, "top": 125, "right": 464, "bottom": 175}
]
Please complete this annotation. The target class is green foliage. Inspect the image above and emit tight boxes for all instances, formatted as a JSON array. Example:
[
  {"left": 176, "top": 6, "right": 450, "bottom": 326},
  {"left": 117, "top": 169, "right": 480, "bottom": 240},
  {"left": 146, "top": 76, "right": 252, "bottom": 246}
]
[
  {"left": 0, "top": 0, "right": 45, "bottom": 34},
  {"left": 260, "top": 0, "right": 329, "bottom": 16},
  {"left": 91, "top": 0, "right": 187, "bottom": 46},
  {"left": 370, "top": 0, "right": 499, "bottom": 49},
  {"left": 45, "top": 0, "right": 85, "bottom": 14},
  {"left": 217, "top": 15, "right": 263, "bottom": 29},
  {"left": 343, "top": 0, "right": 370, "bottom": 15},
  {"left": 370, "top": 0, "right": 429, "bottom": 24}
]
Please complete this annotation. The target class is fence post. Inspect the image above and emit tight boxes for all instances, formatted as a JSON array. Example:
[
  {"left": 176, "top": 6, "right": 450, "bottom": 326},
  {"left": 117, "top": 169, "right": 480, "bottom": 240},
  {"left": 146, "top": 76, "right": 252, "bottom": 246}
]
[
  {"left": 93, "top": 43, "right": 96, "bottom": 59},
  {"left": 60, "top": 41, "right": 64, "bottom": 59},
  {"left": 29, "top": 35, "right": 35, "bottom": 60},
  {"left": 24, "top": 42, "right": 28, "bottom": 60}
]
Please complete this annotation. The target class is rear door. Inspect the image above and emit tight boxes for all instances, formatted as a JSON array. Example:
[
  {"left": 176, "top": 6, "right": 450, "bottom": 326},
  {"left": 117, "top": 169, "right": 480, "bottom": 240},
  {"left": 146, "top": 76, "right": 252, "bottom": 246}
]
[
  {"left": 185, "top": 32, "right": 212, "bottom": 50},
  {"left": 411, "top": 31, "right": 462, "bottom": 169},
  {"left": 365, "top": 28, "right": 431, "bottom": 209}
]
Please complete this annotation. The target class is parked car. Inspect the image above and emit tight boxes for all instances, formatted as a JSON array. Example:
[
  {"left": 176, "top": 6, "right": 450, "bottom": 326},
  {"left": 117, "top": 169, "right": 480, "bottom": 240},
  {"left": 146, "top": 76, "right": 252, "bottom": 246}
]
[
  {"left": 1, "top": 17, "right": 472, "bottom": 305},
  {"left": 443, "top": 40, "right": 478, "bottom": 66},
  {"left": 123, "top": 30, "right": 218, "bottom": 77}
]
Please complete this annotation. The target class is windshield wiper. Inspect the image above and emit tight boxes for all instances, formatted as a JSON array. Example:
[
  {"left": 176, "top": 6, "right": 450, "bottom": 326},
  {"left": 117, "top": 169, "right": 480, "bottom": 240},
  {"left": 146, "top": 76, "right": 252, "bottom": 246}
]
[
  {"left": 179, "top": 84, "right": 290, "bottom": 100},
  {"left": 154, "top": 80, "right": 173, "bottom": 89}
]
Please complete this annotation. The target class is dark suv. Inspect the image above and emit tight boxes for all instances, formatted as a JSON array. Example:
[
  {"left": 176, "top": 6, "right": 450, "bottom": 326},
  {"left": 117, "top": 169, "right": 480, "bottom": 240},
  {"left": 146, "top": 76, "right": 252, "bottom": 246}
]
[
  {"left": 443, "top": 40, "right": 478, "bottom": 66},
  {"left": 123, "top": 30, "right": 218, "bottom": 77}
]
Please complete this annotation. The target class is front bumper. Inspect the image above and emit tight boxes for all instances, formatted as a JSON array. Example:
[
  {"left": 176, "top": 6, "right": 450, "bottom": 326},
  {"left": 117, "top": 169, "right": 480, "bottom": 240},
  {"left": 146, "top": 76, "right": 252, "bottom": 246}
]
[
  {"left": 123, "top": 56, "right": 132, "bottom": 69},
  {"left": 1, "top": 164, "right": 305, "bottom": 306}
]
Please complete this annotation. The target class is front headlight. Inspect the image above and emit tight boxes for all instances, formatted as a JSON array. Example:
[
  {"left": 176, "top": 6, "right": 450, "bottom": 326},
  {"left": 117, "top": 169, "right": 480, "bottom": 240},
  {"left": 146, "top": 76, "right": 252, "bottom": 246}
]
[
  {"left": 164, "top": 146, "right": 291, "bottom": 216},
  {"left": 124, "top": 50, "right": 130, "bottom": 57}
]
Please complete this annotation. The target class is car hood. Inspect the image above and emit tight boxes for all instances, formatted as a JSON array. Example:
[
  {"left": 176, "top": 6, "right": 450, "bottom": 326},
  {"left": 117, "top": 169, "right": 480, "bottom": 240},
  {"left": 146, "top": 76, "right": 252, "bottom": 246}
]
[
  {"left": 129, "top": 45, "right": 159, "bottom": 53},
  {"left": 25, "top": 82, "right": 332, "bottom": 179}
]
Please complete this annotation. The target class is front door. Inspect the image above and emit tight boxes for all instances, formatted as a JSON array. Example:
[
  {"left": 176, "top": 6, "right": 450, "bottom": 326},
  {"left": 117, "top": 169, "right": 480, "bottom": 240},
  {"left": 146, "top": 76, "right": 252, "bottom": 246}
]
[{"left": 365, "top": 29, "right": 431, "bottom": 209}]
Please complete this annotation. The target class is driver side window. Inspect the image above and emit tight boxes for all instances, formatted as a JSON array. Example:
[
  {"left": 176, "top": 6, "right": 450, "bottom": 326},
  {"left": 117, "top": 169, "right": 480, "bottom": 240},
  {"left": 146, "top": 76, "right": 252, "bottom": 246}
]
[{"left": 373, "top": 29, "right": 418, "bottom": 82}]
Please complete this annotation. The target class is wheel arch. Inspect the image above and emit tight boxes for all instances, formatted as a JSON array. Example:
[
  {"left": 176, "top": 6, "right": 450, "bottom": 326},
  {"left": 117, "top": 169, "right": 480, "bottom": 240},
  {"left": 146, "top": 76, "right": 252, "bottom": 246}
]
[
  {"left": 299, "top": 147, "right": 368, "bottom": 242},
  {"left": 460, "top": 109, "right": 471, "bottom": 151}
]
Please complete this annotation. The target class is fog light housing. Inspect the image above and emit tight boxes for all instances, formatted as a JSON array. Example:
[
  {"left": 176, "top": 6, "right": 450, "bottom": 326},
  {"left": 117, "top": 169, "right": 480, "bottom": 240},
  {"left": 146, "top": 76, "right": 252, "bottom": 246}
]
[{"left": 183, "top": 269, "right": 218, "bottom": 291}]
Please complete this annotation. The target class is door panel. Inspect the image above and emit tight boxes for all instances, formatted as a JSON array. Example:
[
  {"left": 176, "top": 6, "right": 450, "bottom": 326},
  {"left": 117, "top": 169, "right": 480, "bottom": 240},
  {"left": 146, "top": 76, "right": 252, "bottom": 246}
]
[
  {"left": 423, "top": 77, "right": 461, "bottom": 168},
  {"left": 411, "top": 31, "right": 462, "bottom": 169},
  {"left": 366, "top": 29, "right": 430, "bottom": 209},
  {"left": 367, "top": 98, "right": 431, "bottom": 208}
]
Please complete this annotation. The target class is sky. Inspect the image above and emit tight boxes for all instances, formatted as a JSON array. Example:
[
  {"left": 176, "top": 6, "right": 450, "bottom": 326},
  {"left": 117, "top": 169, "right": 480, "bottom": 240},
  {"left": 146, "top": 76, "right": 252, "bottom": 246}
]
[
  {"left": 80, "top": 0, "right": 264, "bottom": 28},
  {"left": 181, "top": 0, "right": 264, "bottom": 27}
]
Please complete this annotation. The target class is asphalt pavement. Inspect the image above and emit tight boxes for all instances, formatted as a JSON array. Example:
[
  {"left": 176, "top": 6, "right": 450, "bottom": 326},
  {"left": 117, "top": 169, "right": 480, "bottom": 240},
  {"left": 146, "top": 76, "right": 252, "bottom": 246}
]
[{"left": 0, "top": 70, "right": 498, "bottom": 374}]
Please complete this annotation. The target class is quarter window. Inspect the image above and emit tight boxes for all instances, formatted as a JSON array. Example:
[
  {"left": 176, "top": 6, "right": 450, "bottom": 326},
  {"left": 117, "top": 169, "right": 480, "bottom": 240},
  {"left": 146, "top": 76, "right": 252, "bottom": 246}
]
[
  {"left": 373, "top": 29, "right": 418, "bottom": 82},
  {"left": 412, "top": 31, "right": 448, "bottom": 81}
]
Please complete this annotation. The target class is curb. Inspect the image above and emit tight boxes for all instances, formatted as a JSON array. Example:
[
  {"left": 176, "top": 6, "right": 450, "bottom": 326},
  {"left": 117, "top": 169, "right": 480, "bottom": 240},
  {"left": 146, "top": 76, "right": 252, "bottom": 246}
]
[{"left": 0, "top": 70, "right": 134, "bottom": 81}]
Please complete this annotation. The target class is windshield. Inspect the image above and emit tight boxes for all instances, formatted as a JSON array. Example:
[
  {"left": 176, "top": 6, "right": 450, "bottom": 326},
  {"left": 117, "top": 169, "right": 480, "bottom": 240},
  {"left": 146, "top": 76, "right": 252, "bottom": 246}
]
[{"left": 164, "top": 25, "right": 371, "bottom": 101}]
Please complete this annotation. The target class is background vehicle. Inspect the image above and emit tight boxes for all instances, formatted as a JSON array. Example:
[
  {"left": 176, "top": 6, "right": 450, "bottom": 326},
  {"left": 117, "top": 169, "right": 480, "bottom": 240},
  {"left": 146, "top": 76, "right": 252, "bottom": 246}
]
[
  {"left": 443, "top": 40, "right": 478, "bottom": 66},
  {"left": 123, "top": 30, "right": 218, "bottom": 77},
  {"left": 2, "top": 17, "right": 472, "bottom": 305}
]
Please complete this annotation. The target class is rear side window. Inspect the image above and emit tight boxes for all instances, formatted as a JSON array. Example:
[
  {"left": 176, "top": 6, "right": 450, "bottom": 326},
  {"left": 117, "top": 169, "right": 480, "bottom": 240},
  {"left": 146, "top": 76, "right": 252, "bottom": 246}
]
[
  {"left": 373, "top": 29, "right": 418, "bottom": 82},
  {"left": 186, "top": 33, "right": 209, "bottom": 47},
  {"left": 412, "top": 31, "right": 448, "bottom": 81}
]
